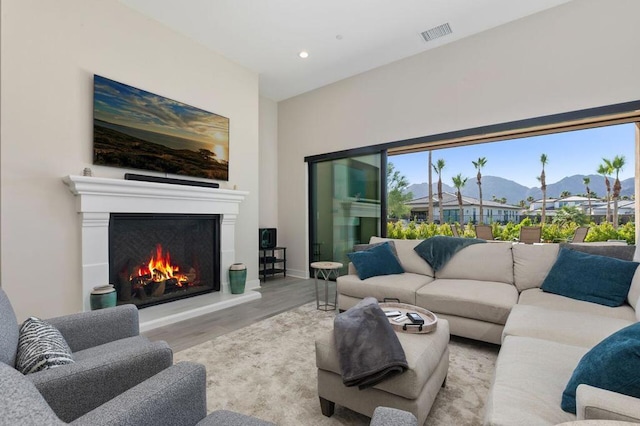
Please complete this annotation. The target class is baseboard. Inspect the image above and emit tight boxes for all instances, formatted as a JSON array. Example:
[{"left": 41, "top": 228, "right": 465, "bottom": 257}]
[{"left": 286, "top": 268, "right": 310, "bottom": 279}]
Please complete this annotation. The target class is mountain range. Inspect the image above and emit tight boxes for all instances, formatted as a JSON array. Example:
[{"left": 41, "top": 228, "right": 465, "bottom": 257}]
[{"left": 405, "top": 174, "right": 634, "bottom": 205}]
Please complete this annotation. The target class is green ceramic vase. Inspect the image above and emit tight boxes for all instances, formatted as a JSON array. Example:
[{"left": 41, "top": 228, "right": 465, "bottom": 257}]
[{"left": 229, "top": 263, "right": 247, "bottom": 294}]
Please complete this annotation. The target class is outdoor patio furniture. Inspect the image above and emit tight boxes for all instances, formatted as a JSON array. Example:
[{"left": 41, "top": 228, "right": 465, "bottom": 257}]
[
  {"left": 571, "top": 226, "right": 589, "bottom": 243},
  {"left": 475, "top": 225, "right": 495, "bottom": 240},
  {"left": 449, "top": 224, "right": 460, "bottom": 237},
  {"left": 518, "top": 226, "right": 542, "bottom": 244}
]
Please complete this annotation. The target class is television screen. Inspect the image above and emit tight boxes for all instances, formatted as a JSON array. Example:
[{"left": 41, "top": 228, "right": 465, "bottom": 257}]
[{"left": 93, "top": 75, "right": 229, "bottom": 181}]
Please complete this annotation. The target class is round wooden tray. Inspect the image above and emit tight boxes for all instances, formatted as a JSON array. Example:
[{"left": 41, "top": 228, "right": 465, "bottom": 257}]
[{"left": 379, "top": 302, "right": 438, "bottom": 334}]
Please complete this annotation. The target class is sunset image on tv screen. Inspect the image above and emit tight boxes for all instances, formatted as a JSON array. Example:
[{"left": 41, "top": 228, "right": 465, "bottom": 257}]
[{"left": 93, "top": 75, "right": 229, "bottom": 181}]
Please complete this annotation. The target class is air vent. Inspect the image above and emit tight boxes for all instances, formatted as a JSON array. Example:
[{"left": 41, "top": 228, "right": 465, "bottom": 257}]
[{"left": 420, "top": 23, "right": 452, "bottom": 42}]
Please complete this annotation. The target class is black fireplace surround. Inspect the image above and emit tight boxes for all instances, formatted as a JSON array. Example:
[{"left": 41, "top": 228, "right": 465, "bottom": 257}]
[{"left": 109, "top": 213, "right": 220, "bottom": 309}]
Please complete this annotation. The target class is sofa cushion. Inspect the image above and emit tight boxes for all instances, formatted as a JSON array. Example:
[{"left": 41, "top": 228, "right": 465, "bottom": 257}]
[
  {"left": 413, "top": 236, "right": 485, "bottom": 272},
  {"left": 502, "top": 304, "right": 633, "bottom": 348},
  {"left": 370, "top": 237, "right": 434, "bottom": 277},
  {"left": 337, "top": 273, "right": 433, "bottom": 306},
  {"left": 562, "top": 322, "right": 640, "bottom": 414},
  {"left": 512, "top": 243, "right": 559, "bottom": 292},
  {"left": 541, "top": 248, "right": 639, "bottom": 307},
  {"left": 435, "top": 242, "right": 514, "bottom": 285},
  {"left": 16, "top": 317, "right": 74, "bottom": 375},
  {"left": 347, "top": 242, "right": 404, "bottom": 280},
  {"left": 415, "top": 279, "right": 518, "bottom": 325},
  {"left": 484, "top": 336, "right": 586, "bottom": 426},
  {"left": 628, "top": 267, "right": 640, "bottom": 310},
  {"left": 518, "top": 288, "right": 637, "bottom": 322}
]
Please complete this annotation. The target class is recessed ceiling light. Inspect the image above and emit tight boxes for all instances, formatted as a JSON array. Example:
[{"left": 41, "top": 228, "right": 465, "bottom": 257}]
[{"left": 298, "top": 51, "right": 309, "bottom": 59}]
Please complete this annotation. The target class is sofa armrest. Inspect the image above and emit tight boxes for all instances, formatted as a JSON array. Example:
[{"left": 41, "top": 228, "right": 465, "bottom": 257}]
[
  {"left": 29, "top": 340, "right": 172, "bottom": 422},
  {"left": 370, "top": 407, "right": 418, "bottom": 426},
  {"left": 71, "top": 362, "right": 206, "bottom": 426},
  {"left": 576, "top": 384, "right": 640, "bottom": 422},
  {"left": 47, "top": 304, "right": 139, "bottom": 352}
]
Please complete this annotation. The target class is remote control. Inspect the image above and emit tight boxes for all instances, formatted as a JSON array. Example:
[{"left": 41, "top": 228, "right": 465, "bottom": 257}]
[
  {"left": 407, "top": 312, "right": 424, "bottom": 325},
  {"left": 392, "top": 314, "right": 408, "bottom": 323}
]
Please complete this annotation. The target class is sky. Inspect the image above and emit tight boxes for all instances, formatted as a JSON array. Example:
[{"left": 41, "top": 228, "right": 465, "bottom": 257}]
[{"left": 389, "top": 123, "right": 636, "bottom": 188}]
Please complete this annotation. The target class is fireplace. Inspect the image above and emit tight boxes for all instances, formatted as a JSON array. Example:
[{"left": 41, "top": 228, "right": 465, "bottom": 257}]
[
  {"left": 64, "top": 175, "right": 258, "bottom": 328},
  {"left": 109, "top": 213, "right": 220, "bottom": 309}
]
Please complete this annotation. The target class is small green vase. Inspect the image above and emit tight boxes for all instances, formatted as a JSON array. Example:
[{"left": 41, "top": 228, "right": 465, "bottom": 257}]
[
  {"left": 229, "top": 263, "right": 247, "bottom": 294},
  {"left": 90, "top": 285, "right": 117, "bottom": 310}
]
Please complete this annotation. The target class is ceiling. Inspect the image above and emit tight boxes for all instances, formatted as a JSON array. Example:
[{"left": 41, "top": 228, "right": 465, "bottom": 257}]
[{"left": 120, "top": 0, "right": 572, "bottom": 101}]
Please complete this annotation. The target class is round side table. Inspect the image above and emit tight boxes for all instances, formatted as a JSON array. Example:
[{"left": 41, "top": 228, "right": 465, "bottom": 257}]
[{"left": 311, "top": 261, "right": 343, "bottom": 311}]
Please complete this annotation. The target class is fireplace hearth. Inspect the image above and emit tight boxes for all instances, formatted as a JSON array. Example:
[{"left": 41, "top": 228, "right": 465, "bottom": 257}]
[{"left": 109, "top": 213, "right": 220, "bottom": 309}]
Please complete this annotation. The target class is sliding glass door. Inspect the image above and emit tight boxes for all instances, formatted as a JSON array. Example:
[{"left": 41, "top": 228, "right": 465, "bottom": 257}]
[{"left": 309, "top": 153, "right": 384, "bottom": 275}]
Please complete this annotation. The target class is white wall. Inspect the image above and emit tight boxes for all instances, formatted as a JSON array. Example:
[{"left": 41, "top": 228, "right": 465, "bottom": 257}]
[
  {"left": 259, "top": 96, "right": 278, "bottom": 228},
  {"left": 278, "top": 0, "right": 640, "bottom": 277},
  {"left": 0, "top": 0, "right": 260, "bottom": 320}
]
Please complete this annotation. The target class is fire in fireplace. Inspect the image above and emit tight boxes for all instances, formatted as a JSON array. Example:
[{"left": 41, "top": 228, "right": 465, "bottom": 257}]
[{"left": 109, "top": 213, "right": 220, "bottom": 309}]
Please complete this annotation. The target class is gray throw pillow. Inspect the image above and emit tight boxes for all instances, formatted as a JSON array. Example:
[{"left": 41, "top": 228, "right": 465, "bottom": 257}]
[{"left": 16, "top": 317, "right": 74, "bottom": 374}]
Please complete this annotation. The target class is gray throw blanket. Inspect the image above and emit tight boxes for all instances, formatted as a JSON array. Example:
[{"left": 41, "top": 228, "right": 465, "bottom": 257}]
[{"left": 334, "top": 297, "right": 408, "bottom": 389}]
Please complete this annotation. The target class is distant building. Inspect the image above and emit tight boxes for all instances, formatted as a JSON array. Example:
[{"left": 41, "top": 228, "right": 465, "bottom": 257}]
[
  {"left": 526, "top": 196, "right": 635, "bottom": 223},
  {"left": 406, "top": 192, "right": 521, "bottom": 224},
  {"left": 590, "top": 200, "right": 635, "bottom": 220}
]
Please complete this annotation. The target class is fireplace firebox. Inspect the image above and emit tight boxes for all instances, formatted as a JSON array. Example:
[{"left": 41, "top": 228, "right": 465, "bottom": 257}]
[{"left": 109, "top": 213, "right": 220, "bottom": 309}]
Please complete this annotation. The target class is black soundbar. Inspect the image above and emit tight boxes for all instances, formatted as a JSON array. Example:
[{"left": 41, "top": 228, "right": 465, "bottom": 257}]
[{"left": 124, "top": 173, "right": 220, "bottom": 188}]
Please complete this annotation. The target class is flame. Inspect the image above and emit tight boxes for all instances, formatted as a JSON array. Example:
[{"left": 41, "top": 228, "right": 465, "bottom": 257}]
[{"left": 135, "top": 244, "right": 188, "bottom": 285}]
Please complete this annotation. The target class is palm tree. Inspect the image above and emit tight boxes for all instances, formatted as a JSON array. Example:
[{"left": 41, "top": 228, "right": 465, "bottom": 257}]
[
  {"left": 472, "top": 157, "right": 487, "bottom": 224},
  {"left": 560, "top": 190, "right": 571, "bottom": 198},
  {"left": 452, "top": 174, "right": 468, "bottom": 224},
  {"left": 597, "top": 162, "right": 613, "bottom": 223},
  {"left": 527, "top": 196, "right": 535, "bottom": 206},
  {"left": 433, "top": 159, "right": 446, "bottom": 223},
  {"left": 609, "top": 155, "right": 626, "bottom": 229},
  {"left": 539, "top": 154, "right": 548, "bottom": 225},
  {"left": 583, "top": 177, "right": 592, "bottom": 220},
  {"left": 427, "top": 151, "right": 434, "bottom": 223}
]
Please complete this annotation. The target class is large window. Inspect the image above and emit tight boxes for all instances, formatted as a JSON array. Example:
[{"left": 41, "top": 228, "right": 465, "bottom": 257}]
[{"left": 306, "top": 102, "right": 640, "bottom": 260}]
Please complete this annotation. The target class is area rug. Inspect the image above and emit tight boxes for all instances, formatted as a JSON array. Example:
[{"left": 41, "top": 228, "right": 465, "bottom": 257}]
[{"left": 175, "top": 302, "right": 499, "bottom": 425}]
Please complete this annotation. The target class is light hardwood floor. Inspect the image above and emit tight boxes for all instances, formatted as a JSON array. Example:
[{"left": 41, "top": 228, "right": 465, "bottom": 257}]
[{"left": 143, "top": 276, "right": 334, "bottom": 352}]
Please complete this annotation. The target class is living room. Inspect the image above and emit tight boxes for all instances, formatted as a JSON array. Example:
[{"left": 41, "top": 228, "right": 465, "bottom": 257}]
[{"left": 2, "top": 0, "right": 640, "bottom": 424}]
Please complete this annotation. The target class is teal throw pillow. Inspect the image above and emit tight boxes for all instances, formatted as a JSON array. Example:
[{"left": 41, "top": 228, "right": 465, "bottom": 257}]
[
  {"left": 561, "top": 322, "right": 640, "bottom": 413},
  {"left": 413, "top": 235, "right": 485, "bottom": 272},
  {"left": 541, "top": 248, "right": 638, "bottom": 307},
  {"left": 347, "top": 242, "right": 404, "bottom": 280}
]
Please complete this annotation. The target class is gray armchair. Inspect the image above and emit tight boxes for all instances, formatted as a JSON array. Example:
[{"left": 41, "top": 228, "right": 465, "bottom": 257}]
[{"left": 0, "top": 288, "right": 173, "bottom": 422}]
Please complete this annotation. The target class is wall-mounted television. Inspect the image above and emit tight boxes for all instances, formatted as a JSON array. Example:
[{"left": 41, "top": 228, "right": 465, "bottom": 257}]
[{"left": 93, "top": 75, "right": 229, "bottom": 181}]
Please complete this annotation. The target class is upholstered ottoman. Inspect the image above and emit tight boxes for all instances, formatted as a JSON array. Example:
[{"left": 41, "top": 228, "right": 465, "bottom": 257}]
[{"left": 315, "top": 319, "right": 449, "bottom": 425}]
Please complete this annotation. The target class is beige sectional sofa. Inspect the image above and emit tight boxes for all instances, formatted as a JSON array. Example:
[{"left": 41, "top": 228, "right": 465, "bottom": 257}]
[{"left": 336, "top": 237, "right": 640, "bottom": 425}]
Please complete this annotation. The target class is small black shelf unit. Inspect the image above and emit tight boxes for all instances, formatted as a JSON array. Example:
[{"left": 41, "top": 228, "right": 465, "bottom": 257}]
[{"left": 259, "top": 246, "right": 286, "bottom": 281}]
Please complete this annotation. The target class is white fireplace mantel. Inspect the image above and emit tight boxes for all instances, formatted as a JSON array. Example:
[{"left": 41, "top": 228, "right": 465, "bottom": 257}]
[{"left": 63, "top": 175, "right": 258, "bottom": 328}]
